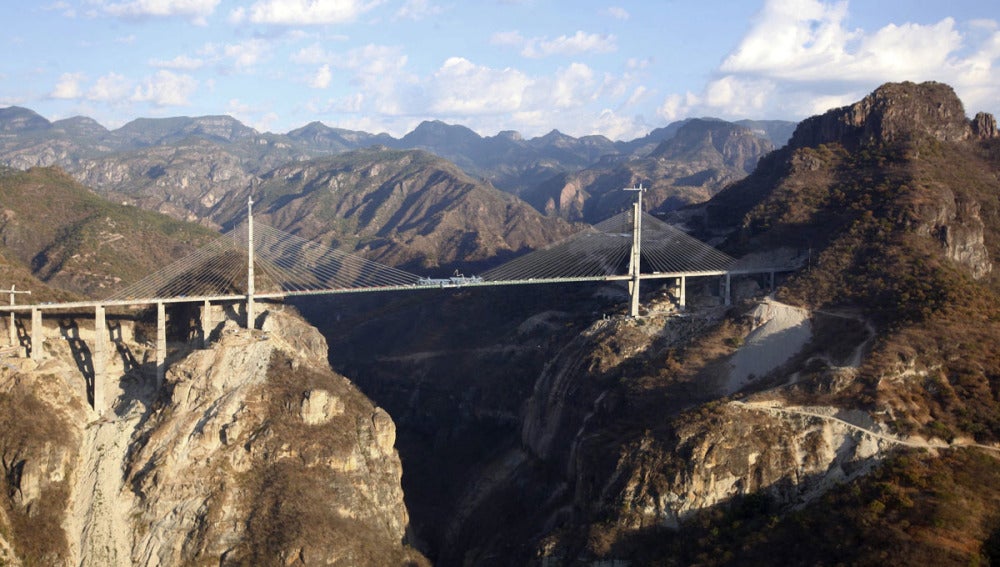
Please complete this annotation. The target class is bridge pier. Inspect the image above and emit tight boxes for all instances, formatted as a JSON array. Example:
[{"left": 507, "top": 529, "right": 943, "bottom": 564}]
[
  {"left": 201, "top": 299, "right": 212, "bottom": 348},
  {"left": 7, "top": 312, "right": 14, "bottom": 348},
  {"left": 677, "top": 276, "right": 686, "bottom": 310},
  {"left": 94, "top": 305, "right": 107, "bottom": 413},
  {"left": 156, "top": 302, "right": 166, "bottom": 388},
  {"left": 30, "top": 308, "right": 42, "bottom": 360},
  {"left": 723, "top": 273, "right": 732, "bottom": 306}
]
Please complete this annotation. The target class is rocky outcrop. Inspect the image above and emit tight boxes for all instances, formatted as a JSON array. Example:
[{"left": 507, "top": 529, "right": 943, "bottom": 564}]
[
  {"left": 601, "top": 403, "right": 889, "bottom": 531},
  {"left": 0, "top": 306, "right": 423, "bottom": 566},
  {"left": 905, "top": 186, "right": 993, "bottom": 279},
  {"left": 788, "top": 81, "right": 981, "bottom": 149}
]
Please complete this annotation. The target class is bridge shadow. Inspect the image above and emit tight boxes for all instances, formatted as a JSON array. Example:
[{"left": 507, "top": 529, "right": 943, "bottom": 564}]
[
  {"left": 14, "top": 318, "right": 30, "bottom": 356},
  {"left": 108, "top": 320, "right": 140, "bottom": 374},
  {"left": 59, "top": 318, "right": 95, "bottom": 408}
]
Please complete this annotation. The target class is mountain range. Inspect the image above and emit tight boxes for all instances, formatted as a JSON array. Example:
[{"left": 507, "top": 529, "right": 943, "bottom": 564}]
[{"left": 0, "top": 106, "right": 789, "bottom": 280}]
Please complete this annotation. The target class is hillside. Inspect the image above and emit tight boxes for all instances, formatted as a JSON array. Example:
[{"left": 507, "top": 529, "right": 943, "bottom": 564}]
[
  {"left": 0, "top": 166, "right": 218, "bottom": 297},
  {"left": 214, "top": 147, "right": 579, "bottom": 272}
]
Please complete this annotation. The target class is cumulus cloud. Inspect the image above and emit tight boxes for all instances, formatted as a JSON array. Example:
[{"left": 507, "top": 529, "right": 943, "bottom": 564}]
[
  {"left": 236, "top": 0, "right": 384, "bottom": 25},
  {"left": 605, "top": 7, "right": 629, "bottom": 20},
  {"left": 131, "top": 70, "right": 198, "bottom": 106},
  {"left": 548, "top": 63, "right": 596, "bottom": 108},
  {"left": 199, "top": 39, "right": 272, "bottom": 70},
  {"left": 88, "top": 73, "right": 133, "bottom": 102},
  {"left": 310, "top": 64, "right": 333, "bottom": 88},
  {"left": 51, "top": 72, "right": 85, "bottom": 99},
  {"left": 660, "top": 0, "right": 1000, "bottom": 121},
  {"left": 492, "top": 30, "right": 617, "bottom": 58},
  {"left": 149, "top": 54, "right": 205, "bottom": 70},
  {"left": 291, "top": 44, "right": 333, "bottom": 65},
  {"left": 98, "top": 0, "right": 220, "bottom": 24},
  {"left": 428, "top": 57, "right": 530, "bottom": 114},
  {"left": 396, "top": 0, "right": 441, "bottom": 20}
]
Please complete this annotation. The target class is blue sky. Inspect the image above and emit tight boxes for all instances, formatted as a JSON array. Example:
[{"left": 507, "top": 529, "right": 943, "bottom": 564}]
[{"left": 3, "top": 0, "right": 999, "bottom": 140}]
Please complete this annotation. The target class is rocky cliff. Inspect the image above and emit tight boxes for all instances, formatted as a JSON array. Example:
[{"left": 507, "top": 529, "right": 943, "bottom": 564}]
[{"left": 0, "top": 305, "right": 424, "bottom": 565}]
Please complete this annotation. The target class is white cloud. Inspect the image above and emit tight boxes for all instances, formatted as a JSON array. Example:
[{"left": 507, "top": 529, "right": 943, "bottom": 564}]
[
  {"left": 131, "top": 70, "right": 198, "bottom": 106},
  {"left": 240, "top": 0, "right": 384, "bottom": 25},
  {"left": 310, "top": 64, "right": 333, "bottom": 88},
  {"left": 206, "top": 39, "right": 272, "bottom": 70},
  {"left": 657, "top": 91, "right": 700, "bottom": 122},
  {"left": 428, "top": 57, "right": 530, "bottom": 114},
  {"left": 490, "top": 30, "right": 525, "bottom": 47},
  {"left": 595, "top": 108, "right": 646, "bottom": 140},
  {"left": 88, "top": 73, "right": 132, "bottom": 102},
  {"left": 659, "top": 0, "right": 1000, "bottom": 121},
  {"left": 522, "top": 31, "right": 618, "bottom": 58},
  {"left": 396, "top": 0, "right": 441, "bottom": 20},
  {"left": 605, "top": 7, "right": 629, "bottom": 21},
  {"left": 549, "top": 63, "right": 596, "bottom": 108},
  {"left": 99, "top": 0, "right": 220, "bottom": 25},
  {"left": 291, "top": 44, "right": 332, "bottom": 65},
  {"left": 492, "top": 30, "right": 617, "bottom": 58},
  {"left": 51, "top": 72, "right": 85, "bottom": 99},
  {"left": 150, "top": 54, "right": 205, "bottom": 70},
  {"left": 45, "top": 1, "right": 77, "bottom": 18},
  {"left": 625, "top": 85, "right": 648, "bottom": 107}
]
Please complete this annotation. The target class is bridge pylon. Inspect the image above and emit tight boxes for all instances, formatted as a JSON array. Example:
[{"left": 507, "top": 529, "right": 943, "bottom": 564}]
[{"left": 625, "top": 184, "right": 645, "bottom": 317}]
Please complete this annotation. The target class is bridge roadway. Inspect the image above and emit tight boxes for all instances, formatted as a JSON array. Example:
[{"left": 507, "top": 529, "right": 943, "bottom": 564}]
[
  {"left": 0, "top": 269, "right": 752, "bottom": 313},
  {"left": 0, "top": 255, "right": 786, "bottom": 416}
]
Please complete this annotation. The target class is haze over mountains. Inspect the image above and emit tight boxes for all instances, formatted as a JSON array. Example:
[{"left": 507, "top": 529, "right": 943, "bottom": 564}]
[{"left": 0, "top": 105, "right": 790, "bottom": 277}]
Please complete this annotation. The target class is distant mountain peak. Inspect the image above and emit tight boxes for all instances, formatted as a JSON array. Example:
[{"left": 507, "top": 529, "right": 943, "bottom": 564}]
[{"left": 0, "top": 106, "right": 50, "bottom": 133}]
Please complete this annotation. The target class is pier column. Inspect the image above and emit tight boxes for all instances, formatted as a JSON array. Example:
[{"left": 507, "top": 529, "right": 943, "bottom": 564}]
[
  {"left": 156, "top": 302, "right": 166, "bottom": 388},
  {"left": 769, "top": 271, "right": 775, "bottom": 290},
  {"left": 30, "top": 308, "right": 42, "bottom": 360},
  {"left": 723, "top": 273, "right": 732, "bottom": 306},
  {"left": 94, "top": 305, "right": 107, "bottom": 413},
  {"left": 7, "top": 312, "right": 15, "bottom": 348},
  {"left": 201, "top": 299, "right": 211, "bottom": 348},
  {"left": 678, "top": 276, "right": 686, "bottom": 310},
  {"left": 628, "top": 192, "right": 643, "bottom": 318}
]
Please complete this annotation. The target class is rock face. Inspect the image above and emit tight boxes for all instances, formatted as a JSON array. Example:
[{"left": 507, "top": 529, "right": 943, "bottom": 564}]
[
  {"left": 789, "top": 81, "right": 983, "bottom": 150},
  {"left": 0, "top": 306, "right": 423, "bottom": 566}
]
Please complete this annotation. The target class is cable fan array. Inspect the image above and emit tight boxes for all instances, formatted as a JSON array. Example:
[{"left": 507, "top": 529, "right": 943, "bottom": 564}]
[
  {"left": 105, "top": 221, "right": 420, "bottom": 301},
  {"left": 482, "top": 210, "right": 733, "bottom": 282}
]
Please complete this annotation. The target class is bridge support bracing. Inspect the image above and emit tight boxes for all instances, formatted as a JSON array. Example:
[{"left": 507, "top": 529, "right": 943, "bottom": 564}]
[
  {"left": 30, "top": 308, "right": 42, "bottom": 360},
  {"left": 201, "top": 299, "right": 212, "bottom": 348},
  {"left": 94, "top": 305, "right": 107, "bottom": 413},
  {"left": 627, "top": 185, "right": 644, "bottom": 318},
  {"left": 6, "top": 285, "right": 30, "bottom": 349},
  {"left": 156, "top": 301, "right": 166, "bottom": 388}
]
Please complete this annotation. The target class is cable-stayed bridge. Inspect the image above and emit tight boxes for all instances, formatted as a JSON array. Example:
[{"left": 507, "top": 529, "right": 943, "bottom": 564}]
[{"left": 0, "top": 190, "right": 792, "bottom": 413}]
